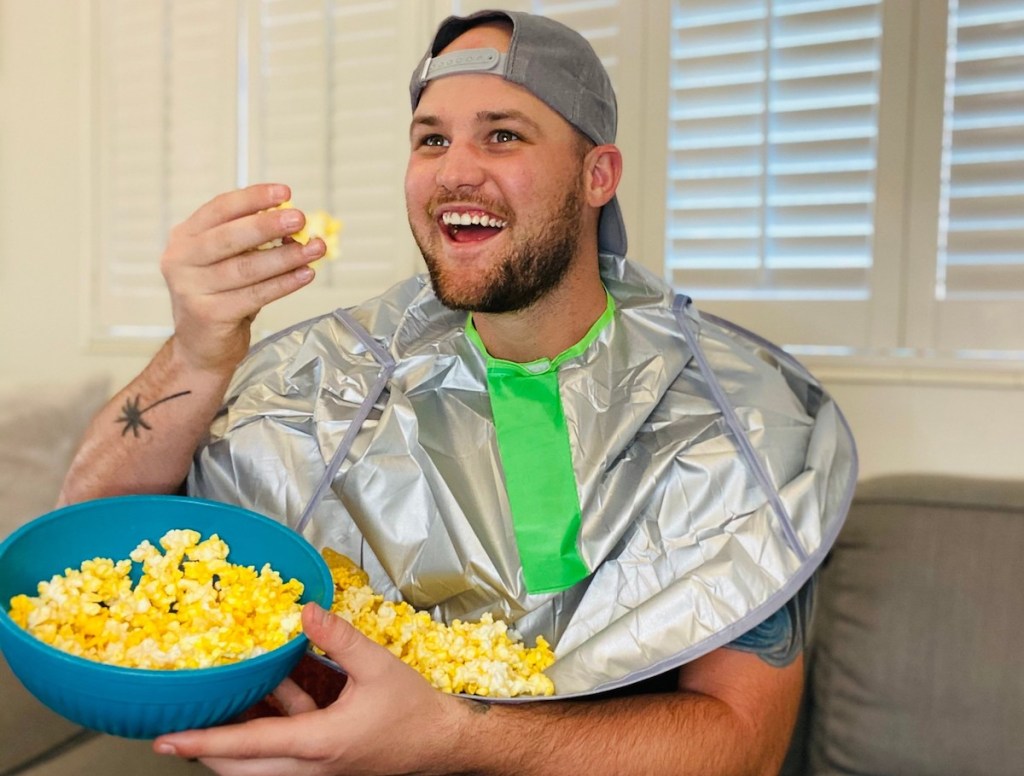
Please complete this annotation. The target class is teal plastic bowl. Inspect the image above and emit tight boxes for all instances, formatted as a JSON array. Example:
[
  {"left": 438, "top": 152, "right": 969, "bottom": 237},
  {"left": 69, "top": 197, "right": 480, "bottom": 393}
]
[{"left": 0, "top": 495, "right": 333, "bottom": 739}]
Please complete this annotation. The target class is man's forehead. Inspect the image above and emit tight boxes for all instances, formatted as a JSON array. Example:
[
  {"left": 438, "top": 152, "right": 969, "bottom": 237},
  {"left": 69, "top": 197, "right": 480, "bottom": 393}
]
[
  {"left": 412, "top": 74, "right": 563, "bottom": 130},
  {"left": 411, "top": 108, "right": 544, "bottom": 136}
]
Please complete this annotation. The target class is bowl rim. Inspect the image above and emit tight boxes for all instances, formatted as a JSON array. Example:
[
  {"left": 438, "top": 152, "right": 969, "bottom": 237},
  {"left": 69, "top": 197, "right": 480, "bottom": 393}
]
[{"left": 0, "top": 494, "right": 332, "bottom": 678}]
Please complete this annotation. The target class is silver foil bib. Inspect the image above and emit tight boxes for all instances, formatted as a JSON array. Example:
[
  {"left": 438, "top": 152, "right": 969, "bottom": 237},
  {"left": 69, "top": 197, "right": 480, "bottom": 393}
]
[{"left": 189, "top": 254, "right": 857, "bottom": 698}]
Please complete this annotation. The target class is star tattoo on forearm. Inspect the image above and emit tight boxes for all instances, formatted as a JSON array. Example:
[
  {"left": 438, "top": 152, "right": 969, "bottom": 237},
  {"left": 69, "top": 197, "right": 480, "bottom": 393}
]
[{"left": 115, "top": 391, "right": 192, "bottom": 437}]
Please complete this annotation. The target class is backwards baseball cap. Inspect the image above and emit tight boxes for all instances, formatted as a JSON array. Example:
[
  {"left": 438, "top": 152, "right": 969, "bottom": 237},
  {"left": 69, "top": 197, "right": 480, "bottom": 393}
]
[{"left": 409, "top": 10, "right": 627, "bottom": 257}]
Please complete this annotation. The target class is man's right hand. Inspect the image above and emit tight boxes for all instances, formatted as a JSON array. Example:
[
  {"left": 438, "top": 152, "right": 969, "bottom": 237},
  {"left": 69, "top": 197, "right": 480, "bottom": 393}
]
[
  {"left": 161, "top": 183, "right": 325, "bottom": 375},
  {"left": 59, "top": 183, "right": 325, "bottom": 504}
]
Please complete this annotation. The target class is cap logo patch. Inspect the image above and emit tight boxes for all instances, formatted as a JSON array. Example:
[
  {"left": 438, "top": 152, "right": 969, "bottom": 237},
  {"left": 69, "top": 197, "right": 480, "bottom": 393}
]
[{"left": 422, "top": 48, "right": 505, "bottom": 82}]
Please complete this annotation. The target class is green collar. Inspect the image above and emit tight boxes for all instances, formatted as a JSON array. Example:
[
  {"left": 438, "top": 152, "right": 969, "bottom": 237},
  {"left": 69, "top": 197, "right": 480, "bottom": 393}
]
[{"left": 464, "top": 291, "right": 616, "bottom": 375}]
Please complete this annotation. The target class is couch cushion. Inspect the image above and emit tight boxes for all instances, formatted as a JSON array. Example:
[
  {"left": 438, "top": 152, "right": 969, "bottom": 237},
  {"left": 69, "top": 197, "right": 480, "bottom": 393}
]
[
  {"left": 0, "top": 376, "right": 110, "bottom": 771},
  {"left": 0, "top": 375, "right": 110, "bottom": 538},
  {"left": 809, "top": 475, "right": 1024, "bottom": 775}
]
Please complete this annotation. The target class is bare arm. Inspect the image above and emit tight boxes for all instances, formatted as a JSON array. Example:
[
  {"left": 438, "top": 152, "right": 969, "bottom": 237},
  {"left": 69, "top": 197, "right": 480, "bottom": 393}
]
[
  {"left": 156, "top": 605, "right": 803, "bottom": 776},
  {"left": 57, "top": 338, "right": 234, "bottom": 502},
  {"left": 448, "top": 648, "right": 802, "bottom": 776},
  {"left": 449, "top": 588, "right": 810, "bottom": 776},
  {"left": 59, "top": 183, "right": 325, "bottom": 505}
]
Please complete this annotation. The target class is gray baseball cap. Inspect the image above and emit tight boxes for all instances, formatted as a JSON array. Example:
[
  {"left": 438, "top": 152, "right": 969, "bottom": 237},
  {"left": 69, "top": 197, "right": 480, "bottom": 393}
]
[{"left": 409, "top": 9, "right": 627, "bottom": 257}]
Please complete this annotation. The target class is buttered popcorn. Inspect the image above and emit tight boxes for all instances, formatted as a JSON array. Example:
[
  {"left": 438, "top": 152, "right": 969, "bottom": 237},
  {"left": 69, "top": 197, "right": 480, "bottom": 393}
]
[
  {"left": 258, "top": 199, "right": 342, "bottom": 269},
  {"left": 323, "top": 549, "right": 555, "bottom": 698},
  {"left": 7, "top": 529, "right": 304, "bottom": 669}
]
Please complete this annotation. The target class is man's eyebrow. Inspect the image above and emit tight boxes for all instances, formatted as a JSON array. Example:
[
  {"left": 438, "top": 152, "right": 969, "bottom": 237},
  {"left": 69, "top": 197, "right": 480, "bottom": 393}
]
[
  {"left": 410, "top": 115, "right": 441, "bottom": 137},
  {"left": 478, "top": 110, "right": 542, "bottom": 132},
  {"left": 409, "top": 110, "right": 544, "bottom": 137}
]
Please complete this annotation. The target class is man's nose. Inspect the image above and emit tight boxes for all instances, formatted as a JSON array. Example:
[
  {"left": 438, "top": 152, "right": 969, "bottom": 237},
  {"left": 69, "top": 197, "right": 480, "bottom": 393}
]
[{"left": 435, "top": 141, "right": 486, "bottom": 191}]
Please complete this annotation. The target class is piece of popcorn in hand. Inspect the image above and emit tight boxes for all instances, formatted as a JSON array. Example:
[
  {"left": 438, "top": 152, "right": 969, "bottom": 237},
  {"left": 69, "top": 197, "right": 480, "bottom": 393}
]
[{"left": 259, "top": 199, "right": 343, "bottom": 269}]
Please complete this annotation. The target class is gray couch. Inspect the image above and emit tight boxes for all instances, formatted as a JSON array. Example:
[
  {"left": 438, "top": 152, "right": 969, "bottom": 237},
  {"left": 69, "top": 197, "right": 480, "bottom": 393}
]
[
  {"left": 781, "top": 474, "right": 1024, "bottom": 775},
  {"left": 3, "top": 378, "right": 1023, "bottom": 775}
]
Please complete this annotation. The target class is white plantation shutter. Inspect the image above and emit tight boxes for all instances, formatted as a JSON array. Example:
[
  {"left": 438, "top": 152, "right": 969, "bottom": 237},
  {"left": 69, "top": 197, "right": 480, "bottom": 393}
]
[
  {"left": 91, "top": 0, "right": 238, "bottom": 341},
  {"left": 89, "top": 0, "right": 425, "bottom": 346},
  {"left": 85, "top": 0, "right": 1021, "bottom": 369},
  {"left": 905, "top": 0, "right": 1024, "bottom": 355},
  {"left": 247, "top": 0, "right": 425, "bottom": 335},
  {"left": 663, "top": 0, "right": 884, "bottom": 349}
]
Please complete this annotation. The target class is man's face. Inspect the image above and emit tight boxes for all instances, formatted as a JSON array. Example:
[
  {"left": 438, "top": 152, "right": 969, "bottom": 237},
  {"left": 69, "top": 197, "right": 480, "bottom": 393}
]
[{"left": 405, "top": 31, "right": 591, "bottom": 313}]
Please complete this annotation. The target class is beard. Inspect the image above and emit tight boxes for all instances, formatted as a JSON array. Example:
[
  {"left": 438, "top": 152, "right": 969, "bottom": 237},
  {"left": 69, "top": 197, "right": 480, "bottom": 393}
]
[{"left": 410, "top": 182, "right": 585, "bottom": 314}]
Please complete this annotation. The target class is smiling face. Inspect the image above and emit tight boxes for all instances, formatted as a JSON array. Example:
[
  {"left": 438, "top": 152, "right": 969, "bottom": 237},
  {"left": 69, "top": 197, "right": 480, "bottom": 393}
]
[{"left": 405, "top": 24, "right": 596, "bottom": 314}]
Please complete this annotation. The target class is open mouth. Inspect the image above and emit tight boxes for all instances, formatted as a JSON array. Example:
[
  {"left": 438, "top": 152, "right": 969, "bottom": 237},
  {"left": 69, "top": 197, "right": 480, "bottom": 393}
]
[{"left": 440, "top": 210, "right": 508, "bottom": 243}]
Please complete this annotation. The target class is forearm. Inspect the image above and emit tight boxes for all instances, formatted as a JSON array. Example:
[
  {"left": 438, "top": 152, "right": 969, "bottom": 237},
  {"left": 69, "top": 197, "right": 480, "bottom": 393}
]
[
  {"left": 446, "top": 691, "right": 787, "bottom": 776},
  {"left": 58, "top": 336, "right": 233, "bottom": 504}
]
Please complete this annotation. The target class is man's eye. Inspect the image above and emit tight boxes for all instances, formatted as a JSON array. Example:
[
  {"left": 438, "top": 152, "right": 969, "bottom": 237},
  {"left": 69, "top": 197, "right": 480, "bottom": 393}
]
[
  {"left": 492, "top": 130, "right": 520, "bottom": 143},
  {"left": 421, "top": 135, "right": 448, "bottom": 148}
]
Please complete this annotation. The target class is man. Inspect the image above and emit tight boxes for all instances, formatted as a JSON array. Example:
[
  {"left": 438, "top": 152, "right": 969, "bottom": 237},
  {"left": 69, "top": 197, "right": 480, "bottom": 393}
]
[{"left": 61, "top": 10, "right": 855, "bottom": 775}]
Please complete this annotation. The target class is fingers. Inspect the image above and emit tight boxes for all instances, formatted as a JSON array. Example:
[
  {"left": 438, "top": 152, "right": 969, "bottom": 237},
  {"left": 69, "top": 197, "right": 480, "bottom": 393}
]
[
  {"left": 151, "top": 184, "right": 332, "bottom": 374},
  {"left": 189, "top": 237, "right": 324, "bottom": 296},
  {"left": 183, "top": 183, "right": 291, "bottom": 235},
  {"left": 198, "top": 755, "right": 305, "bottom": 776},
  {"left": 190, "top": 207, "right": 306, "bottom": 268},
  {"left": 156, "top": 715, "right": 315, "bottom": 761},
  {"left": 271, "top": 677, "right": 319, "bottom": 717},
  {"left": 167, "top": 204, "right": 309, "bottom": 276},
  {"left": 162, "top": 186, "right": 327, "bottom": 311},
  {"left": 301, "top": 603, "right": 410, "bottom": 686},
  {"left": 301, "top": 603, "right": 371, "bottom": 669},
  {"left": 182, "top": 261, "right": 314, "bottom": 326}
]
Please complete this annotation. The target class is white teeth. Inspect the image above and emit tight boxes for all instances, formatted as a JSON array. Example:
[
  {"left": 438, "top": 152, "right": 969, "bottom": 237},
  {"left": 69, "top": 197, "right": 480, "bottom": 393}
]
[{"left": 440, "top": 211, "right": 507, "bottom": 228}]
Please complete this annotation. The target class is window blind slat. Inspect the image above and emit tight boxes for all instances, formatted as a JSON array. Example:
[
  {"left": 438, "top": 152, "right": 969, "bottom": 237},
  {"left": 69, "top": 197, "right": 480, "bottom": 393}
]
[{"left": 938, "top": 0, "right": 1024, "bottom": 297}]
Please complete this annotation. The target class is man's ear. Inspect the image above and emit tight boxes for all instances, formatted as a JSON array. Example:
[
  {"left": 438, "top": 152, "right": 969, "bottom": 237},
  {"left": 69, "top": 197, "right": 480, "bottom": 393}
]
[{"left": 584, "top": 144, "right": 623, "bottom": 208}]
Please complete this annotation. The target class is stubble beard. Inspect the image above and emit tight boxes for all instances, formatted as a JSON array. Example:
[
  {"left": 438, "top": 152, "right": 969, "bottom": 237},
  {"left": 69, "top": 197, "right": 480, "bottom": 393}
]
[{"left": 411, "top": 182, "right": 585, "bottom": 314}]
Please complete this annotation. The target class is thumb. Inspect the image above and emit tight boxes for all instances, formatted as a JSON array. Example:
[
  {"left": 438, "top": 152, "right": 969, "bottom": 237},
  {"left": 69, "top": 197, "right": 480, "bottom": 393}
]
[{"left": 301, "top": 602, "right": 394, "bottom": 681}]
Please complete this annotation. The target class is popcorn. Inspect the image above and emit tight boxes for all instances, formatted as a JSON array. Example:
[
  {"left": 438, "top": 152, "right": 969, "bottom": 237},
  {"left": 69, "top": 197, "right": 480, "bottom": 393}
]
[
  {"left": 259, "top": 199, "right": 343, "bottom": 269},
  {"left": 7, "top": 529, "right": 304, "bottom": 670},
  {"left": 322, "top": 548, "right": 556, "bottom": 698}
]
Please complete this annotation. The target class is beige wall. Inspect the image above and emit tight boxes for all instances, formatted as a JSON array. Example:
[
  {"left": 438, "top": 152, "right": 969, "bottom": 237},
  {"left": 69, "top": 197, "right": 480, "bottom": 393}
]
[
  {"left": 0, "top": 1, "right": 152, "bottom": 385},
  {"left": 826, "top": 380, "right": 1023, "bottom": 480},
  {"left": 2, "top": 1, "right": 1022, "bottom": 483}
]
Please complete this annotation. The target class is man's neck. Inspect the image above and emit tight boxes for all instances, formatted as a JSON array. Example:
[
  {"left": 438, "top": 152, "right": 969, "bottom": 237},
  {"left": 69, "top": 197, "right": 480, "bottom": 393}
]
[{"left": 469, "top": 264, "right": 608, "bottom": 363}]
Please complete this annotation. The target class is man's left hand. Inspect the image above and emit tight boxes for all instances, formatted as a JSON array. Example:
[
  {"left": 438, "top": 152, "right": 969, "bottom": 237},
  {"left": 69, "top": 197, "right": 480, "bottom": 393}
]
[{"left": 153, "top": 603, "right": 467, "bottom": 776}]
